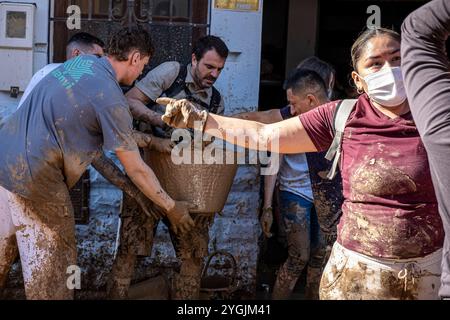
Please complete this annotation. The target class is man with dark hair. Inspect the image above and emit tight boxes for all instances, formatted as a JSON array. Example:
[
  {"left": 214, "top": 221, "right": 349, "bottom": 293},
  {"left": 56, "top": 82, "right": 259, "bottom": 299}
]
[
  {"left": 66, "top": 32, "right": 105, "bottom": 59},
  {"left": 126, "top": 35, "right": 228, "bottom": 124},
  {"left": 297, "top": 56, "right": 336, "bottom": 99},
  {"left": 192, "top": 35, "right": 229, "bottom": 68},
  {"left": 18, "top": 32, "right": 105, "bottom": 108},
  {"left": 234, "top": 68, "right": 330, "bottom": 299},
  {"left": 3, "top": 31, "right": 172, "bottom": 298},
  {"left": 17, "top": 31, "right": 170, "bottom": 211},
  {"left": 0, "top": 27, "right": 193, "bottom": 300},
  {"left": 235, "top": 57, "right": 343, "bottom": 279},
  {"left": 108, "top": 35, "right": 229, "bottom": 300}
]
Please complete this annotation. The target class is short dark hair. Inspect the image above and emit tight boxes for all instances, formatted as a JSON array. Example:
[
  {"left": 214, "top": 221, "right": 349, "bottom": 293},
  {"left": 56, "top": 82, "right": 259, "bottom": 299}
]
[
  {"left": 284, "top": 69, "right": 328, "bottom": 99},
  {"left": 68, "top": 32, "right": 105, "bottom": 49},
  {"left": 193, "top": 35, "right": 229, "bottom": 61},
  {"left": 297, "top": 56, "right": 335, "bottom": 89},
  {"left": 107, "top": 27, "right": 154, "bottom": 61}
]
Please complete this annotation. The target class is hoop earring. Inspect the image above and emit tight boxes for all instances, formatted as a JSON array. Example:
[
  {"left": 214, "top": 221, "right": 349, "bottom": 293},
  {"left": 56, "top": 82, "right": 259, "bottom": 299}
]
[{"left": 357, "top": 88, "right": 364, "bottom": 95}]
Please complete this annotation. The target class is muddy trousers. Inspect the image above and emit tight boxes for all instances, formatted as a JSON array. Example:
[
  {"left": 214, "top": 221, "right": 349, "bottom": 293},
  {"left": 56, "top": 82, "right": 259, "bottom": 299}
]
[
  {"left": 107, "top": 193, "right": 157, "bottom": 300},
  {"left": 108, "top": 194, "right": 212, "bottom": 300},
  {"left": 0, "top": 186, "right": 76, "bottom": 300},
  {"left": 169, "top": 214, "right": 212, "bottom": 300},
  {"left": 320, "top": 242, "right": 442, "bottom": 300},
  {"left": 273, "top": 191, "right": 325, "bottom": 300}
]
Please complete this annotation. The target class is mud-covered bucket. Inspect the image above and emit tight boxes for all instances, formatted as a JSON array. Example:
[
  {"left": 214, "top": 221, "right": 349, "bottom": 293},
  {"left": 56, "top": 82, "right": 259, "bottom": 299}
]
[{"left": 144, "top": 143, "right": 238, "bottom": 214}]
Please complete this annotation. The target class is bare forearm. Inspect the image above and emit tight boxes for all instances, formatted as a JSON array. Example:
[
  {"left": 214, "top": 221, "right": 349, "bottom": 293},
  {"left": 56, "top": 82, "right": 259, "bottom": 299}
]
[
  {"left": 233, "top": 109, "right": 283, "bottom": 124},
  {"left": 263, "top": 172, "right": 278, "bottom": 209},
  {"left": 204, "top": 113, "right": 317, "bottom": 154}
]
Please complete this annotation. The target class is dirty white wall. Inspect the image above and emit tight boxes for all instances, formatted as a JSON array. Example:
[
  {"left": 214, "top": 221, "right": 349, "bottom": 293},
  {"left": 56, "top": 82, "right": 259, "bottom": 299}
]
[
  {"left": 0, "top": 0, "right": 49, "bottom": 121},
  {"left": 207, "top": 0, "right": 264, "bottom": 294}
]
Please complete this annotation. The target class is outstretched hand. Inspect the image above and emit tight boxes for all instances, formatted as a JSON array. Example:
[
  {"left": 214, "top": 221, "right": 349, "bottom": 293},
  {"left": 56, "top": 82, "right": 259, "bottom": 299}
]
[{"left": 157, "top": 97, "right": 209, "bottom": 130}]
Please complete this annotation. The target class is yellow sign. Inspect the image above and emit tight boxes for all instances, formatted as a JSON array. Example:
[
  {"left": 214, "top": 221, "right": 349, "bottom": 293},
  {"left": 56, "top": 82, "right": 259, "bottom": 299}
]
[{"left": 215, "top": 0, "right": 260, "bottom": 12}]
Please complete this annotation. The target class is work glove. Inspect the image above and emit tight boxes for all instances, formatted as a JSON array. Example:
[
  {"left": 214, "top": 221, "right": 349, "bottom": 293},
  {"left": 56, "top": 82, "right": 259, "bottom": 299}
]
[
  {"left": 157, "top": 97, "right": 208, "bottom": 131},
  {"left": 260, "top": 206, "right": 273, "bottom": 238},
  {"left": 166, "top": 201, "right": 195, "bottom": 235}
]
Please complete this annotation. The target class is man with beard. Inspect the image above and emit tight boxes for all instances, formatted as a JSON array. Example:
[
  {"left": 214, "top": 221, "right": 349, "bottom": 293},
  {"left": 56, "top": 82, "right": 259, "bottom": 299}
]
[{"left": 108, "top": 35, "right": 229, "bottom": 300}]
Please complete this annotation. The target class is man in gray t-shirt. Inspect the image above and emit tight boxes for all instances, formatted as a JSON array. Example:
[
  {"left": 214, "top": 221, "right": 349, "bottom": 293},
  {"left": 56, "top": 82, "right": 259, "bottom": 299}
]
[
  {"left": 0, "top": 28, "right": 194, "bottom": 300},
  {"left": 108, "top": 35, "right": 229, "bottom": 300}
]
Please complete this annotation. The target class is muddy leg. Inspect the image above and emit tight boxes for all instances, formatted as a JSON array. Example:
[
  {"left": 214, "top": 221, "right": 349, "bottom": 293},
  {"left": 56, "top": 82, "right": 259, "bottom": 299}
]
[
  {"left": 108, "top": 193, "right": 157, "bottom": 299},
  {"left": 8, "top": 193, "right": 76, "bottom": 300},
  {"left": 0, "top": 187, "right": 19, "bottom": 291},
  {"left": 273, "top": 193, "right": 312, "bottom": 300},
  {"left": 107, "top": 252, "right": 138, "bottom": 299},
  {"left": 173, "top": 257, "right": 204, "bottom": 300},
  {"left": 169, "top": 214, "right": 212, "bottom": 300},
  {"left": 305, "top": 207, "right": 326, "bottom": 300}
]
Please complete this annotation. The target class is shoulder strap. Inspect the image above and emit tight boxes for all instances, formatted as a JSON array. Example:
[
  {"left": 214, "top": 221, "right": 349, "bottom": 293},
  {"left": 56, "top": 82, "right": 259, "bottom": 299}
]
[
  {"left": 209, "top": 87, "right": 222, "bottom": 114},
  {"left": 324, "top": 99, "right": 357, "bottom": 180},
  {"left": 163, "top": 63, "right": 188, "bottom": 98}
]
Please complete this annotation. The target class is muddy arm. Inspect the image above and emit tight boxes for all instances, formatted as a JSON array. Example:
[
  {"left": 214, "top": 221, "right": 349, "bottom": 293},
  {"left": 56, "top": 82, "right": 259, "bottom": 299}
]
[
  {"left": 127, "top": 87, "right": 166, "bottom": 128},
  {"left": 91, "top": 154, "right": 164, "bottom": 219}
]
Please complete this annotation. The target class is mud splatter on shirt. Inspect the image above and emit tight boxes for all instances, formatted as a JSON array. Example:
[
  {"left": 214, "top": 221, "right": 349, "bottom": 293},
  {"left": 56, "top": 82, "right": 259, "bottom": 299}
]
[
  {"left": 300, "top": 94, "right": 444, "bottom": 259},
  {"left": 0, "top": 55, "right": 137, "bottom": 205}
]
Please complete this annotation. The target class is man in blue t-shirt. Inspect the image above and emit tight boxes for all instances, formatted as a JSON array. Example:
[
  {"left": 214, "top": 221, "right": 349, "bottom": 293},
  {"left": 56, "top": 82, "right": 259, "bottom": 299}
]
[{"left": 0, "top": 27, "right": 194, "bottom": 300}]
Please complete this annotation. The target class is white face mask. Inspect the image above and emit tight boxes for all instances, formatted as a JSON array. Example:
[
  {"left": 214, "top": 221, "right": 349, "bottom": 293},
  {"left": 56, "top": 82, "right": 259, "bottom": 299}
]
[{"left": 363, "top": 66, "right": 407, "bottom": 107}]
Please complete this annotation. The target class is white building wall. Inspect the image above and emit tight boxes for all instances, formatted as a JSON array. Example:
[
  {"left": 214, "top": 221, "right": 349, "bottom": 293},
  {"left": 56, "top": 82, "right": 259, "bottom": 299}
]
[{"left": 0, "top": 0, "right": 49, "bottom": 121}]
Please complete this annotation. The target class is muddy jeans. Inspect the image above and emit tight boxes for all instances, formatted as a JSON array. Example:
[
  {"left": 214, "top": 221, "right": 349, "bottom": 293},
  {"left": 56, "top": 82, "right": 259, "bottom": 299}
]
[
  {"left": 273, "top": 190, "right": 325, "bottom": 300},
  {"left": 108, "top": 193, "right": 213, "bottom": 300},
  {"left": 0, "top": 185, "right": 77, "bottom": 300},
  {"left": 320, "top": 242, "right": 442, "bottom": 300}
]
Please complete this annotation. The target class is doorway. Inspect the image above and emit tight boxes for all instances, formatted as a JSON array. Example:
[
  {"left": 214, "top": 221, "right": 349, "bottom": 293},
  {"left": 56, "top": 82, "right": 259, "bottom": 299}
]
[{"left": 317, "top": 0, "right": 429, "bottom": 98}]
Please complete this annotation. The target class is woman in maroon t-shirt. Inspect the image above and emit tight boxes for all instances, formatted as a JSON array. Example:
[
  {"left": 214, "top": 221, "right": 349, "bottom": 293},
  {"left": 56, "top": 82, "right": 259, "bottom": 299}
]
[{"left": 159, "top": 28, "right": 444, "bottom": 300}]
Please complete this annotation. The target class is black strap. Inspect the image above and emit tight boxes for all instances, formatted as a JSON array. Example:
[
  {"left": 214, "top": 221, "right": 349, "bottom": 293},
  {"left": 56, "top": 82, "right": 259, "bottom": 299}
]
[{"left": 163, "top": 64, "right": 189, "bottom": 98}]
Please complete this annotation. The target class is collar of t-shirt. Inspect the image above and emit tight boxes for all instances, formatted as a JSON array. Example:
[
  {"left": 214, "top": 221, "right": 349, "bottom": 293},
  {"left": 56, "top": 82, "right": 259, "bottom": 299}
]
[
  {"left": 185, "top": 63, "right": 213, "bottom": 100},
  {"left": 98, "top": 56, "right": 117, "bottom": 81}
]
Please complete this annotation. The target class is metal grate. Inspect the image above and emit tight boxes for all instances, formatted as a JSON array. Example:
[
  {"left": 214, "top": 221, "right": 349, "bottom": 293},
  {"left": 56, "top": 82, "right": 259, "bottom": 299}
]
[
  {"left": 50, "top": 0, "right": 209, "bottom": 63},
  {"left": 51, "top": 0, "right": 209, "bottom": 29},
  {"left": 70, "top": 171, "right": 90, "bottom": 224}
]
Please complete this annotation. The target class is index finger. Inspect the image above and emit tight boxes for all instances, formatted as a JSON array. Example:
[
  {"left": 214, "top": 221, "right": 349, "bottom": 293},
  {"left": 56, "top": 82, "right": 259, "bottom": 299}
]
[{"left": 156, "top": 97, "right": 177, "bottom": 106}]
